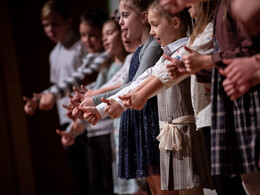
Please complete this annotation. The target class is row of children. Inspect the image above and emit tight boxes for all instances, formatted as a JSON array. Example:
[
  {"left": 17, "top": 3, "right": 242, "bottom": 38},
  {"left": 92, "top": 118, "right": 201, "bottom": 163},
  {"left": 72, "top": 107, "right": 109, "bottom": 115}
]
[
  {"left": 23, "top": 1, "right": 148, "bottom": 195},
  {"left": 24, "top": 0, "right": 260, "bottom": 195}
]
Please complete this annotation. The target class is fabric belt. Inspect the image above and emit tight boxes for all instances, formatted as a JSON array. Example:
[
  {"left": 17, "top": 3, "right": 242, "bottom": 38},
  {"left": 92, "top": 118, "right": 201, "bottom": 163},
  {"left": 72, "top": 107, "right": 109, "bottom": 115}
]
[{"left": 157, "top": 115, "right": 195, "bottom": 151}]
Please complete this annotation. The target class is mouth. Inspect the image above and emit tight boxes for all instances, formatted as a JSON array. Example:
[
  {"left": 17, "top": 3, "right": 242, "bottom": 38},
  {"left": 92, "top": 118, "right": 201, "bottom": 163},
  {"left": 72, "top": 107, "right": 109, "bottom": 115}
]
[{"left": 103, "top": 43, "right": 110, "bottom": 50}]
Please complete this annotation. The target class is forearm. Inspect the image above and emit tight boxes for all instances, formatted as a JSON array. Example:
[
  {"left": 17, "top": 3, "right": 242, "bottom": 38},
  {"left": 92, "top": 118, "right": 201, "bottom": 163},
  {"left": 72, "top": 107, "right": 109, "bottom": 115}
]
[{"left": 91, "top": 84, "right": 121, "bottom": 96}]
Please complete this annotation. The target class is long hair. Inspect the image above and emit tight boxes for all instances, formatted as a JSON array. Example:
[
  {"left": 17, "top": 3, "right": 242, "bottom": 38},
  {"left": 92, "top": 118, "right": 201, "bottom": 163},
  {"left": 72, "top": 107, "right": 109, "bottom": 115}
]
[
  {"left": 189, "top": 0, "right": 218, "bottom": 45},
  {"left": 100, "top": 18, "right": 128, "bottom": 70}
]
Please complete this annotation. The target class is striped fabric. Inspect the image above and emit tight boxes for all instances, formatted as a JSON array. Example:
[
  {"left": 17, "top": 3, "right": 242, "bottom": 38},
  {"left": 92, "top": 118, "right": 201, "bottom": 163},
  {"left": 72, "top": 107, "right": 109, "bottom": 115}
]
[{"left": 44, "top": 51, "right": 108, "bottom": 100}]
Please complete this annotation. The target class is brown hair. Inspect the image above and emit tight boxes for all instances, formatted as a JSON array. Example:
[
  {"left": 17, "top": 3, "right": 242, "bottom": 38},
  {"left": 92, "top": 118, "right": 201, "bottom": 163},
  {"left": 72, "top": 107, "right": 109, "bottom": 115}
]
[
  {"left": 148, "top": 0, "right": 193, "bottom": 36},
  {"left": 189, "top": 0, "right": 217, "bottom": 45},
  {"left": 41, "top": 0, "right": 70, "bottom": 20},
  {"left": 120, "top": 0, "right": 155, "bottom": 13},
  {"left": 100, "top": 19, "right": 128, "bottom": 69}
]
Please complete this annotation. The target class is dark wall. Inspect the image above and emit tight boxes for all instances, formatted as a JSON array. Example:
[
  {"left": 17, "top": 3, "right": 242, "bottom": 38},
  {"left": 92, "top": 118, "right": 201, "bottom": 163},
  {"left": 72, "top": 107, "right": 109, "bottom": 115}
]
[{"left": 0, "top": 0, "right": 108, "bottom": 194}]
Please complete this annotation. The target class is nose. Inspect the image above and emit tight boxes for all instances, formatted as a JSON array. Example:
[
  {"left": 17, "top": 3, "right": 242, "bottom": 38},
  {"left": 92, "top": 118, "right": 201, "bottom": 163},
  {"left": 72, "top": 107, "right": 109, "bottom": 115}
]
[
  {"left": 150, "top": 28, "right": 155, "bottom": 36},
  {"left": 119, "top": 17, "right": 124, "bottom": 26},
  {"left": 102, "top": 34, "right": 107, "bottom": 42},
  {"left": 81, "top": 35, "right": 89, "bottom": 44}
]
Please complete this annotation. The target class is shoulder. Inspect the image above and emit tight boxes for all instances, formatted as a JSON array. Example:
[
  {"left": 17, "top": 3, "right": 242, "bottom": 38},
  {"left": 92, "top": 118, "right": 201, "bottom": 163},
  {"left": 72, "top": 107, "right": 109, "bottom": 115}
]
[{"left": 140, "top": 37, "right": 163, "bottom": 61}]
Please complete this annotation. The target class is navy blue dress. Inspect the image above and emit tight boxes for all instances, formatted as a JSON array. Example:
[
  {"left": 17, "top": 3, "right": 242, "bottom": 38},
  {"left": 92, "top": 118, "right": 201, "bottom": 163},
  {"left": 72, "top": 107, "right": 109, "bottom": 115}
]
[{"left": 118, "top": 46, "right": 160, "bottom": 179}]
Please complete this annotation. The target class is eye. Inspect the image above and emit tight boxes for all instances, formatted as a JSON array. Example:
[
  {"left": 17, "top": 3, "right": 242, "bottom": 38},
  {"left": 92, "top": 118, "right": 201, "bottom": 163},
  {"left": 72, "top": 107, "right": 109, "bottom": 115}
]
[
  {"left": 107, "top": 30, "right": 113, "bottom": 35},
  {"left": 121, "top": 12, "right": 128, "bottom": 17}
]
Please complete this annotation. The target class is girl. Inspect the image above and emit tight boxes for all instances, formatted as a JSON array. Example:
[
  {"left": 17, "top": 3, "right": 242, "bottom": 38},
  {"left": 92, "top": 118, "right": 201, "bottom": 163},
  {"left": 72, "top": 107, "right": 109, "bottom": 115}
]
[
  {"left": 81, "top": 17, "right": 128, "bottom": 195},
  {"left": 77, "top": 0, "right": 165, "bottom": 194},
  {"left": 167, "top": 0, "right": 260, "bottom": 194},
  {"left": 92, "top": 1, "right": 217, "bottom": 194}
]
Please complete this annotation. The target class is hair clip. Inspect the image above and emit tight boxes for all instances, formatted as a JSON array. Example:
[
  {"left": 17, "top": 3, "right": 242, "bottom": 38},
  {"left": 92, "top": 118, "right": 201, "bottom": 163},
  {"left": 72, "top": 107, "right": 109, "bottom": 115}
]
[{"left": 110, "top": 9, "right": 120, "bottom": 23}]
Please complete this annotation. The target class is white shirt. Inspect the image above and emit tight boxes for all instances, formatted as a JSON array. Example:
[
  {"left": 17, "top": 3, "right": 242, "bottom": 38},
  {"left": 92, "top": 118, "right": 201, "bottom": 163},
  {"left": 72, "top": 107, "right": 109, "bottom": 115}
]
[
  {"left": 153, "top": 22, "right": 214, "bottom": 129},
  {"left": 100, "top": 53, "right": 133, "bottom": 89},
  {"left": 96, "top": 37, "right": 189, "bottom": 118},
  {"left": 48, "top": 32, "right": 86, "bottom": 125}
]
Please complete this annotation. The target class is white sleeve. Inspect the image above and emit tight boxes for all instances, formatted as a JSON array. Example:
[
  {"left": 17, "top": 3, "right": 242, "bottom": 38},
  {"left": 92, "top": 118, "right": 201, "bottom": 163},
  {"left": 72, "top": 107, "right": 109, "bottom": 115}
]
[{"left": 96, "top": 66, "right": 154, "bottom": 118}]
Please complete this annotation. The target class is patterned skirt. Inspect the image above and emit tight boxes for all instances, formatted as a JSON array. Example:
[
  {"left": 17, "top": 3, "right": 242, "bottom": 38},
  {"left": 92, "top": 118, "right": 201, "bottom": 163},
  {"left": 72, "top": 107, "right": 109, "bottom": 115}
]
[
  {"left": 118, "top": 96, "right": 160, "bottom": 179},
  {"left": 211, "top": 68, "right": 260, "bottom": 175}
]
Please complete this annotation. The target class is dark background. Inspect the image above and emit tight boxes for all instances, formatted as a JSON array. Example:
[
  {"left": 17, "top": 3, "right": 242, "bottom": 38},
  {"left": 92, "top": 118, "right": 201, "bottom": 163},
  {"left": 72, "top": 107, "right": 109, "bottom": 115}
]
[{"left": 0, "top": 0, "right": 108, "bottom": 194}]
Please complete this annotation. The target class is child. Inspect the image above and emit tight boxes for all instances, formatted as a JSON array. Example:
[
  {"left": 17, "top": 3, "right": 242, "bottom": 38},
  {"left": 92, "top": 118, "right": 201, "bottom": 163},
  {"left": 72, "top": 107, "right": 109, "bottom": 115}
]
[
  {"left": 70, "top": 32, "right": 143, "bottom": 194},
  {"left": 83, "top": 17, "right": 128, "bottom": 195},
  {"left": 24, "top": 7, "right": 109, "bottom": 195},
  {"left": 36, "top": 10, "right": 108, "bottom": 111},
  {"left": 167, "top": 0, "right": 260, "bottom": 194},
  {"left": 23, "top": 1, "right": 89, "bottom": 194},
  {"left": 84, "top": 1, "right": 219, "bottom": 194},
  {"left": 78, "top": 0, "right": 165, "bottom": 193}
]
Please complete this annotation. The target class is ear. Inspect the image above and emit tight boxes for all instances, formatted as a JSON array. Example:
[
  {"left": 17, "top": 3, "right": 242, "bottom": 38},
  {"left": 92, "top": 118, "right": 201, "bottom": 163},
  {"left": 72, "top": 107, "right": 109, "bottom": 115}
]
[
  {"left": 171, "top": 17, "right": 181, "bottom": 30},
  {"left": 141, "top": 11, "right": 148, "bottom": 24}
]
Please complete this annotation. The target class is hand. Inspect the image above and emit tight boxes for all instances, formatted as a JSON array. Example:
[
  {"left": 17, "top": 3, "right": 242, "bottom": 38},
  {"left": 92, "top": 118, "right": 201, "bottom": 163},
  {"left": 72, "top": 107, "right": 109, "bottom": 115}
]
[
  {"left": 63, "top": 104, "right": 77, "bottom": 120},
  {"left": 182, "top": 46, "right": 214, "bottom": 73},
  {"left": 78, "top": 106, "right": 101, "bottom": 125},
  {"left": 219, "top": 56, "right": 260, "bottom": 100},
  {"left": 102, "top": 98, "right": 124, "bottom": 118},
  {"left": 118, "top": 91, "right": 147, "bottom": 111},
  {"left": 39, "top": 93, "right": 55, "bottom": 110},
  {"left": 69, "top": 85, "right": 88, "bottom": 107},
  {"left": 23, "top": 93, "right": 40, "bottom": 115},
  {"left": 56, "top": 129, "right": 75, "bottom": 147},
  {"left": 72, "top": 95, "right": 95, "bottom": 119},
  {"left": 164, "top": 54, "right": 187, "bottom": 79}
]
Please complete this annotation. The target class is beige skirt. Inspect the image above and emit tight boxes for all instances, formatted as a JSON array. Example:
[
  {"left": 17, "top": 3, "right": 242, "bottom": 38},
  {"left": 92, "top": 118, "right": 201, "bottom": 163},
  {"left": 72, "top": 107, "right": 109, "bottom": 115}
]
[{"left": 159, "top": 123, "right": 214, "bottom": 190}]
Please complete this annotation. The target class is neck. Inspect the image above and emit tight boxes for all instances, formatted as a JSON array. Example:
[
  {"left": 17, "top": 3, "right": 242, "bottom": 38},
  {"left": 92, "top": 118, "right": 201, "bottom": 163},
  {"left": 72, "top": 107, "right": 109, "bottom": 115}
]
[
  {"left": 60, "top": 29, "right": 78, "bottom": 48},
  {"left": 140, "top": 27, "right": 150, "bottom": 45},
  {"left": 114, "top": 51, "right": 126, "bottom": 64}
]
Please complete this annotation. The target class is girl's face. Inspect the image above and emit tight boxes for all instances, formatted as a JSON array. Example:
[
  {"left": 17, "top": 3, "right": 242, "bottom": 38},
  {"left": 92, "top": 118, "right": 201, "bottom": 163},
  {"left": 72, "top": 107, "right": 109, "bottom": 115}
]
[
  {"left": 102, "top": 21, "right": 123, "bottom": 55},
  {"left": 79, "top": 22, "right": 103, "bottom": 53},
  {"left": 119, "top": 1, "right": 144, "bottom": 40},
  {"left": 186, "top": 2, "right": 200, "bottom": 19},
  {"left": 42, "top": 12, "right": 71, "bottom": 43},
  {"left": 121, "top": 32, "right": 140, "bottom": 53},
  {"left": 148, "top": 9, "right": 176, "bottom": 47}
]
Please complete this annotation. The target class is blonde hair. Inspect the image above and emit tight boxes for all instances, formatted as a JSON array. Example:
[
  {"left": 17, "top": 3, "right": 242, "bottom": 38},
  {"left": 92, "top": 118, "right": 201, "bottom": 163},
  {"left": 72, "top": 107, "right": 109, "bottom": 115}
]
[
  {"left": 41, "top": 0, "right": 70, "bottom": 20},
  {"left": 189, "top": 1, "right": 217, "bottom": 45}
]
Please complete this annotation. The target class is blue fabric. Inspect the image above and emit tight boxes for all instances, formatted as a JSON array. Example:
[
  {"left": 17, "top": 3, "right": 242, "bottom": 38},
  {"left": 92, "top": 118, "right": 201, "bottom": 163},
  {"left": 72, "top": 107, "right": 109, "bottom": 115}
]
[{"left": 118, "top": 46, "right": 160, "bottom": 179}]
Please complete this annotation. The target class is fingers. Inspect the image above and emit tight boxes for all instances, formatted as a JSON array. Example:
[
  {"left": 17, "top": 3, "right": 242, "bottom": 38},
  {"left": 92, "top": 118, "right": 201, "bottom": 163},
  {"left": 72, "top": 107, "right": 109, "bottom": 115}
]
[
  {"left": 56, "top": 129, "right": 71, "bottom": 137},
  {"left": 118, "top": 94, "right": 131, "bottom": 101},
  {"left": 73, "top": 86, "right": 84, "bottom": 94},
  {"left": 62, "top": 104, "right": 72, "bottom": 110},
  {"left": 163, "top": 53, "right": 173, "bottom": 61},
  {"left": 222, "top": 58, "right": 233, "bottom": 66},
  {"left": 81, "top": 85, "right": 88, "bottom": 92},
  {"left": 78, "top": 106, "right": 89, "bottom": 112},
  {"left": 183, "top": 46, "right": 194, "bottom": 54},
  {"left": 219, "top": 68, "right": 226, "bottom": 76},
  {"left": 84, "top": 112, "right": 97, "bottom": 125},
  {"left": 23, "top": 96, "right": 28, "bottom": 101},
  {"left": 67, "top": 93, "right": 73, "bottom": 99},
  {"left": 101, "top": 97, "right": 111, "bottom": 105}
]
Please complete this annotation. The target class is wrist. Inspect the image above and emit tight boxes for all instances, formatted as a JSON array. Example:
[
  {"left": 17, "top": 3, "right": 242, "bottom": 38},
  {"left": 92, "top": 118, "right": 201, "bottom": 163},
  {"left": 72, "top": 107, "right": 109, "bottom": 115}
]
[{"left": 202, "top": 55, "right": 214, "bottom": 69}]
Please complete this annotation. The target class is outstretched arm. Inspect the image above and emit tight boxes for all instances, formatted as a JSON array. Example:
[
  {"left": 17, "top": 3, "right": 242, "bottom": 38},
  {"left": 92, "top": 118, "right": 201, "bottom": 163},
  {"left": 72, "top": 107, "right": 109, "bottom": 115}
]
[
  {"left": 39, "top": 52, "right": 107, "bottom": 110},
  {"left": 23, "top": 93, "right": 41, "bottom": 115}
]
